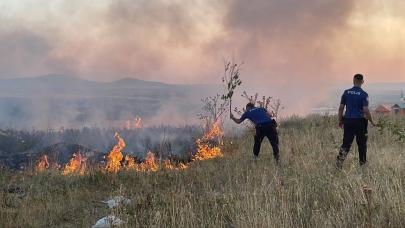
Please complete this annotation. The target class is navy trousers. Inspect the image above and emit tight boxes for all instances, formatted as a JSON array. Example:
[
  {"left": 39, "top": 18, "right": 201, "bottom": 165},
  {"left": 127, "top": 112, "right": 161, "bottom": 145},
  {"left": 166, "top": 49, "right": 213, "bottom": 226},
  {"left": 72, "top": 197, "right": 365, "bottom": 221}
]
[
  {"left": 254, "top": 121, "right": 280, "bottom": 162},
  {"left": 337, "top": 118, "right": 368, "bottom": 166}
]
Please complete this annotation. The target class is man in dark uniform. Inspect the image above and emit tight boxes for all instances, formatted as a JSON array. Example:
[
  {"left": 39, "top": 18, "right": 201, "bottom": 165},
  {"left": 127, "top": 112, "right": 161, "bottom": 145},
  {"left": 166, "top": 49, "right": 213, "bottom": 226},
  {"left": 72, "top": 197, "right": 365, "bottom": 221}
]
[
  {"left": 337, "top": 74, "right": 376, "bottom": 168},
  {"left": 230, "top": 103, "right": 280, "bottom": 164}
]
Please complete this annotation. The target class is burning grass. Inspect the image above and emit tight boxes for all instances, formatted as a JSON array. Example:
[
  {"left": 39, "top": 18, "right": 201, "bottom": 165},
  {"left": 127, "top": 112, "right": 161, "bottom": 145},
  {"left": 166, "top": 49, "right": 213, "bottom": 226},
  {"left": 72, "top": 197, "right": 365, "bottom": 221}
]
[
  {"left": 30, "top": 122, "right": 223, "bottom": 175},
  {"left": 62, "top": 152, "right": 86, "bottom": 175},
  {"left": 125, "top": 116, "right": 143, "bottom": 130},
  {"left": 105, "top": 133, "right": 126, "bottom": 173},
  {"left": 194, "top": 122, "right": 223, "bottom": 161},
  {"left": 35, "top": 155, "right": 49, "bottom": 171},
  {"left": 1, "top": 116, "right": 404, "bottom": 227}
]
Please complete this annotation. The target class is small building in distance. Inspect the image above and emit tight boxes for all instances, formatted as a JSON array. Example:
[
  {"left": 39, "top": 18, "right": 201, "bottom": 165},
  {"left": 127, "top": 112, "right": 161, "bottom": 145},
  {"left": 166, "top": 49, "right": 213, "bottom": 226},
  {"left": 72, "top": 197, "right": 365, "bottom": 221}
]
[
  {"left": 374, "top": 105, "right": 391, "bottom": 115},
  {"left": 391, "top": 90, "right": 405, "bottom": 115},
  {"left": 392, "top": 103, "right": 405, "bottom": 115}
]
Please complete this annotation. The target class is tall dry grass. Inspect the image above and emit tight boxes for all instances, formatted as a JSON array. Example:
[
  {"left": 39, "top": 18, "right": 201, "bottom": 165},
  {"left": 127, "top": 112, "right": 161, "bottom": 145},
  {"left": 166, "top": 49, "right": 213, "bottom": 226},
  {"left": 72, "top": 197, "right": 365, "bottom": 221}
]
[{"left": 0, "top": 115, "right": 404, "bottom": 227}]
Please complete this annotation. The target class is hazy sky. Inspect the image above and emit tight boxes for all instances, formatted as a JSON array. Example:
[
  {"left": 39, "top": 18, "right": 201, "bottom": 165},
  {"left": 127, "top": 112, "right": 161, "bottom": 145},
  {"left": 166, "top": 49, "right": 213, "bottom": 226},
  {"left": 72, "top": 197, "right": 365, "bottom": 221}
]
[{"left": 1, "top": 0, "right": 404, "bottom": 111}]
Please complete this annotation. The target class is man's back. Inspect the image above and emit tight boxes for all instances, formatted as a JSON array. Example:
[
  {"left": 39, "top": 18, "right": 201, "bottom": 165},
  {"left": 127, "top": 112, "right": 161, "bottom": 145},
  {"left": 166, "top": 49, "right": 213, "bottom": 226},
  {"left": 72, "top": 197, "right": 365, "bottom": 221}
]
[
  {"left": 341, "top": 86, "right": 369, "bottom": 119},
  {"left": 241, "top": 107, "right": 272, "bottom": 125}
]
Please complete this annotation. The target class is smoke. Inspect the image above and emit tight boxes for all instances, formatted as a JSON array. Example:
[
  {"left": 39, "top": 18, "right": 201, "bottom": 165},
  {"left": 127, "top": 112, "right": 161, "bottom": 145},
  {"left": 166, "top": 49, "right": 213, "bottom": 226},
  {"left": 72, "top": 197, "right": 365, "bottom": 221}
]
[
  {"left": 0, "top": 0, "right": 404, "bottom": 116},
  {"left": 210, "top": 0, "right": 356, "bottom": 113},
  {"left": 0, "top": 28, "right": 52, "bottom": 77},
  {"left": 0, "top": 74, "right": 220, "bottom": 129}
]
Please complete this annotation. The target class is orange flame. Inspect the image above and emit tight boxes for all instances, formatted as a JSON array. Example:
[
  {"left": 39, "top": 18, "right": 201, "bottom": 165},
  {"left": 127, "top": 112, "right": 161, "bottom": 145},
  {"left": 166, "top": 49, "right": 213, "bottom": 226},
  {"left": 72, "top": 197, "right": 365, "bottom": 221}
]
[
  {"left": 32, "top": 121, "right": 223, "bottom": 174},
  {"left": 177, "top": 162, "right": 188, "bottom": 170},
  {"left": 124, "top": 153, "right": 189, "bottom": 171},
  {"left": 124, "top": 154, "right": 137, "bottom": 169},
  {"left": 62, "top": 152, "right": 86, "bottom": 175},
  {"left": 193, "top": 121, "right": 223, "bottom": 161},
  {"left": 105, "top": 133, "right": 162, "bottom": 172},
  {"left": 194, "top": 142, "right": 222, "bottom": 161},
  {"left": 106, "top": 132, "right": 125, "bottom": 173},
  {"left": 163, "top": 160, "right": 189, "bottom": 170},
  {"left": 137, "top": 151, "right": 158, "bottom": 172},
  {"left": 203, "top": 121, "right": 223, "bottom": 140},
  {"left": 163, "top": 160, "right": 175, "bottom": 170},
  {"left": 124, "top": 117, "right": 142, "bottom": 129},
  {"left": 36, "top": 155, "right": 50, "bottom": 171}
]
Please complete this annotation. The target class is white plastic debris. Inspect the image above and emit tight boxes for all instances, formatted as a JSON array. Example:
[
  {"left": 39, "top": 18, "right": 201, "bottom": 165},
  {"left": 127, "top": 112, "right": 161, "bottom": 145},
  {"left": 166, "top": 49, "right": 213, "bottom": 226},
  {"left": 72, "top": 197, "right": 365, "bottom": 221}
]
[
  {"left": 102, "top": 196, "right": 131, "bottom": 209},
  {"left": 92, "top": 215, "right": 124, "bottom": 228}
]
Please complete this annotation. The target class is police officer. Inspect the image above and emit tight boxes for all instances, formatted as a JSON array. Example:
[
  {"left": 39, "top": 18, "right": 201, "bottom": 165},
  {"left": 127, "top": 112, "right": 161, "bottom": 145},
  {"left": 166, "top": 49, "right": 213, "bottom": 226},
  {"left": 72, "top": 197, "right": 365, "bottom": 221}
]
[
  {"left": 337, "top": 74, "right": 376, "bottom": 168},
  {"left": 230, "top": 103, "right": 280, "bottom": 164}
]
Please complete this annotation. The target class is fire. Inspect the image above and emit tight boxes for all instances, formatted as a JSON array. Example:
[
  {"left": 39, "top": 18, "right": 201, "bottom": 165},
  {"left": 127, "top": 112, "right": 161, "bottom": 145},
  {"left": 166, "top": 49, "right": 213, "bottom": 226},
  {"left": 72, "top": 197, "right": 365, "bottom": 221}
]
[
  {"left": 33, "top": 121, "right": 223, "bottom": 174},
  {"left": 125, "top": 153, "right": 189, "bottom": 171},
  {"left": 162, "top": 160, "right": 188, "bottom": 170},
  {"left": 193, "top": 121, "right": 223, "bottom": 161},
  {"left": 163, "top": 160, "right": 175, "bottom": 170},
  {"left": 194, "top": 143, "right": 222, "bottom": 161},
  {"left": 177, "top": 163, "right": 188, "bottom": 170},
  {"left": 124, "top": 117, "right": 142, "bottom": 129},
  {"left": 137, "top": 151, "right": 158, "bottom": 172},
  {"left": 203, "top": 121, "right": 223, "bottom": 140},
  {"left": 124, "top": 154, "right": 136, "bottom": 169},
  {"left": 36, "top": 155, "right": 50, "bottom": 171},
  {"left": 105, "top": 133, "right": 162, "bottom": 172},
  {"left": 106, "top": 132, "right": 126, "bottom": 173},
  {"left": 62, "top": 152, "right": 86, "bottom": 175}
]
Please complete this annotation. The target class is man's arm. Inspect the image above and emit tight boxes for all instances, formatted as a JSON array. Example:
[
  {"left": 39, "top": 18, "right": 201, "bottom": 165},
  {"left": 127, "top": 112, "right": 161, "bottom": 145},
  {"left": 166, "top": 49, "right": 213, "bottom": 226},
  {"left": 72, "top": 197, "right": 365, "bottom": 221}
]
[
  {"left": 363, "top": 107, "right": 376, "bottom": 126},
  {"left": 362, "top": 94, "right": 376, "bottom": 126},
  {"left": 230, "top": 113, "right": 244, "bottom": 124},
  {"left": 338, "top": 104, "right": 345, "bottom": 128},
  {"left": 338, "top": 92, "right": 346, "bottom": 128}
]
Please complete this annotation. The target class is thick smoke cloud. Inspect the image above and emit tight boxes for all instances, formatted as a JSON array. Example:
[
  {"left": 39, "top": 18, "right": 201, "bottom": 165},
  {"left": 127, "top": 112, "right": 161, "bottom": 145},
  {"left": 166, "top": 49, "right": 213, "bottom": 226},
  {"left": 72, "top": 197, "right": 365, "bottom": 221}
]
[
  {"left": 0, "top": 27, "right": 58, "bottom": 77},
  {"left": 0, "top": 0, "right": 404, "bottom": 116},
  {"left": 211, "top": 0, "right": 355, "bottom": 112}
]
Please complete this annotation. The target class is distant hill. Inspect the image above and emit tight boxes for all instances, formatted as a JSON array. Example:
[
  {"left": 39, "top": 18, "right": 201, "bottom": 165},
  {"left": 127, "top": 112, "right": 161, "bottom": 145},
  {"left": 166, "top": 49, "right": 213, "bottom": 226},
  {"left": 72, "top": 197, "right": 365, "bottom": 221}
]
[
  {"left": 110, "top": 77, "right": 169, "bottom": 87},
  {"left": 0, "top": 75, "right": 218, "bottom": 129}
]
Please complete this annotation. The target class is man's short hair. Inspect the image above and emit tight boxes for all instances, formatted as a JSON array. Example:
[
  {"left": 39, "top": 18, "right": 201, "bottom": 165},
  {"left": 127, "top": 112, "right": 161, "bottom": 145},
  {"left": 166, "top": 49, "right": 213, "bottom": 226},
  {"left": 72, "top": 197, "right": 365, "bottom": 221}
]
[
  {"left": 246, "top": 103, "right": 255, "bottom": 109},
  {"left": 354, "top": 74, "right": 364, "bottom": 81}
]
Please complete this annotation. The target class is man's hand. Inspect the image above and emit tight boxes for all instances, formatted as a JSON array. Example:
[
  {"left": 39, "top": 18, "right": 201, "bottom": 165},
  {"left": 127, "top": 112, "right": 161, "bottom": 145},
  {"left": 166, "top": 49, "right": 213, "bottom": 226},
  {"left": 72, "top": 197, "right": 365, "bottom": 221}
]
[
  {"left": 338, "top": 104, "right": 345, "bottom": 129},
  {"left": 230, "top": 113, "right": 243, "bottom": 124},
  {"left": 363, "top": 107, "right": 376, "bottom": 127}
]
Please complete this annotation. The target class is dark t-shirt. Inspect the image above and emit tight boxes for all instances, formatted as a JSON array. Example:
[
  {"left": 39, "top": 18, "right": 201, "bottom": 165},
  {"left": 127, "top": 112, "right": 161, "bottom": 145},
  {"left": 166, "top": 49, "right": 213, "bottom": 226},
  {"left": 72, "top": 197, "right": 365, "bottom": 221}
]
[
  {"left": 340, "top": 86, "right": 369, "bottom": 118},
  {"left": 240, "top": 107, "right": 273, "bottom": 125}
]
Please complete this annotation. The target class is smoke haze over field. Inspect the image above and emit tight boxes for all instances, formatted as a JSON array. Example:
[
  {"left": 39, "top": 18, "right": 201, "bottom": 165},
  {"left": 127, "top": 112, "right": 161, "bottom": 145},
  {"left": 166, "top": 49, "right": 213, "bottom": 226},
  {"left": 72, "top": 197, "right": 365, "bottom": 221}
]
[{"left": 0, "top": 0, "right": 405, "bottom": 115}]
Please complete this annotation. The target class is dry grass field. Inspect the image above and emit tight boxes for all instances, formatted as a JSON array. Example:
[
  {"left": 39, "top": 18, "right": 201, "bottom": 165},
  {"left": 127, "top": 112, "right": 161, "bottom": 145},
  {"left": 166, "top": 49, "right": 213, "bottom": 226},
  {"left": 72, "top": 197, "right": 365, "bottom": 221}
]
[{"left": 1, "top": 116, "right": 404, "bottom": 227}]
